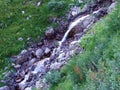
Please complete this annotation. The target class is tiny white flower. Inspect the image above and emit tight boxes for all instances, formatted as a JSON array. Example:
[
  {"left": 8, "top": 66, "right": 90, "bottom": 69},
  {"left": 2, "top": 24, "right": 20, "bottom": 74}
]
[
  {"left": 22, "top": 11, "right": 25, "bottom": 14},
  {"left": 26, "top": 17, "right": 29, "bottom": 20}
]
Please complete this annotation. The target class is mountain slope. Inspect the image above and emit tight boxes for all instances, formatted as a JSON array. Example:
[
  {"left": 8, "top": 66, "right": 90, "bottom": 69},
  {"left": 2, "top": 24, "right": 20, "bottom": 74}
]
[{"left": 46, "top": 2, "right": 120, "bottom": 90}]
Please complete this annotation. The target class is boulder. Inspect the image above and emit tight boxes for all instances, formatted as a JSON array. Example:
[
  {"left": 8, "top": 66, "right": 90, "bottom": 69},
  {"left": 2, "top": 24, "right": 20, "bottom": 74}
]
[
  {"left": 45, "top": 27, "right": 55, "bottom": 39},
  {"left": 17, "top": 55, "right": 28, "bottom": 65},
  {"left": 35, "top": 49, "right": 44, "bottom": 58}
]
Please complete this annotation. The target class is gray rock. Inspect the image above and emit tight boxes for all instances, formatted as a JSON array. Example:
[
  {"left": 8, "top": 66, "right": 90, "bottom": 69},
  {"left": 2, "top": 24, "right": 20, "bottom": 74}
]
[
  {"left": 0, "top": 86, "right": 9, "bottom": 90},
  {"left": 57, "top": 52, "right": 65, "bottom": 62},
  {"left": 71, "top": 6, "right": 81, "bottom": 16},
  {"left": 82, "top": 15, "right": 95, "bottom": 28},
  {"left": 18, "top": 37, "right": 23, "bottom": 41},
  {"left": 17, "top": 55, "right": 28, "bottom": 64},
  {"left": 18, "top": 83, "right": 27, "bottom": 90},
  {"left": 35, "top": 49, "right": 43, "bottom": 58},
  {"left": 27, "top": 58, "right": 37, "bottom": 67},
  {"left": 107, "top": 2, "right": 117, "bottom": 13},
  {"left": 20, "top": 49, "right": 27, "bottom": 55},
  {"left": 37, "top": 1, "right": 42, "bottom": 6},
  {"left": 14, "top": 64, "right": 21, "bottom": 69},
  {"left": 45, "top": 48, "right": 51, "bottom": 54},
  {"left": 50, "top": 62, "right": 63, "bottom": 70},
  {"left": 45, "top": 27, "right": 55, "bottom": 39},
  {"left": 32, "top": 58, "right": 49, "bottom": 74}
]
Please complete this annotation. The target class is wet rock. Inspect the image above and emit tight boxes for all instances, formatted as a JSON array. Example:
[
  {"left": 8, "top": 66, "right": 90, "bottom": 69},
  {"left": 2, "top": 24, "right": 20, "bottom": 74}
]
[
  {"left": 107, "top": 2, "right": 117, "bottom": 13},
  {"left": 45, "top": 47, "right": 51, "bottom": 54},
  {"left": 82, "top": 15, "right": 95, "bottom": 29},
  {"left": 14, "top": 64, "right": 21, "bottom": 69},
  {"left": 0, "top": 86, "right": 10, "bottom": 90},
  {"left": 35, "top": 49, "right": 43, "bottom": 58},
  {"left": 45, "top": 27, "right": 55, "bottom": 39},
  {"left": 50, "top": 62, "right": 63, "bottom": 70},
  {"left": 93, "top": 8, "right": 107, "bottom": 18},
  {"left": 69, "top": 24, "right": 83, "bottom": 38}
]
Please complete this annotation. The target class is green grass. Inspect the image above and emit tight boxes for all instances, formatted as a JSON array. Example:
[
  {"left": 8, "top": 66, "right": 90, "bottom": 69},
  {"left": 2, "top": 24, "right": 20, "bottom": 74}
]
[
  {"left": 0, "top": 0, "right": 80, "bottom": 86},
  {"left": 47, "top": 3, "right": 120, "bottom": 90}
]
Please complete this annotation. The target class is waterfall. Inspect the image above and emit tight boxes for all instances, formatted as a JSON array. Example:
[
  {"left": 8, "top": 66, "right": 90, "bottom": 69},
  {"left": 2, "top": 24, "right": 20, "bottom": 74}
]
[{"left": 59, "top": 15, "right": 90, "bottom": 47}]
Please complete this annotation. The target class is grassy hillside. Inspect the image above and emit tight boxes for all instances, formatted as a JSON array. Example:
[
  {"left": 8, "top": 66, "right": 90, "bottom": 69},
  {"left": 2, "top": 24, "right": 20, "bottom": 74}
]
[
  {"left": 45, "top": 3, "right": 120, "bottom": 90},
  {"left": 0, "top": 0, "right": 80, "bottom": 85}
]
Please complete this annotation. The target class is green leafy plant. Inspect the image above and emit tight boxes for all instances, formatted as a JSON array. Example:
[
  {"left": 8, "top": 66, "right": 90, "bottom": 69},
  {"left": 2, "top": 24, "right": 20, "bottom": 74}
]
[
  {"left": 48, "top": 0, "right": 67, "bottom": 12},
  {"left": 45, "top": 70, "right": 61, "bottom": 84}
]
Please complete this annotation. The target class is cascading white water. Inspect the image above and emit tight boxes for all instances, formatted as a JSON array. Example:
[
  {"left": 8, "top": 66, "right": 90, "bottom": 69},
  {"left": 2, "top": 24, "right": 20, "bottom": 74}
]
[{"left": 59, "top": 15, "right": 90, "bottom": 47}]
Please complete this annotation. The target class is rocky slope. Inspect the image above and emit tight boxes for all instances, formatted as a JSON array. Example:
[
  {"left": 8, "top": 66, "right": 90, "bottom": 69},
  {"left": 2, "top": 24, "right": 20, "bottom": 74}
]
[{"left": 0, "top": 0, "right": 117, "bottom": 90}]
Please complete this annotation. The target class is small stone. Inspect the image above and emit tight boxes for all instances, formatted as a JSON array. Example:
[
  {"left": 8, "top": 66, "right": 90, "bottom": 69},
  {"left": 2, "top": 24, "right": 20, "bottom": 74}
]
[
  {"left": 37, "top": 1, "right": 42, "bottom": 6},
  {"left": 35, "top": 49, "right": 43, "bottom": 58},
  {"left": 69, "top": 50, "right": 75, "bottom": 56},
  {"left": 35, "top": 81, "right": 43, "bottom": 89},
  {"left": 24, "top": 87, "right": 32, "bottom": 90},
  {"left": 78, "top": 0, "right": 83, "bottom": 3},
  {"left": 22, "top": 11, "right": 25, "bottom": 14},
  {"left": 0, "top": 86, "right": 10, "bottom": 90},
  {"left": 71, "top": 6, "right": 81, "bottom": 16},
  {"left": 45, "top": 48, "right": 51, "bottom": 54},
  {"left": 20, "top": 49, "right": 27, "bottom": 55},
  {"left": 18, "top": 37, "right": 23, "bottom": 41},
  {"left": 14, "top": 64, "right": 21, "bottom": 69},
  {"left": 27, "top": 37, "right": 31, "bottom": 41}
]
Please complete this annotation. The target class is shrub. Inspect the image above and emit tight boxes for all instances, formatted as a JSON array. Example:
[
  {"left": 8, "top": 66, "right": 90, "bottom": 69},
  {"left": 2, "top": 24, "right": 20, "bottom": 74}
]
[
  {"left": 48, "top": 0, "right": 67, "bottom": 13},
  {"left": 45, "top": 70, "right": 61, "bottom": 84}
]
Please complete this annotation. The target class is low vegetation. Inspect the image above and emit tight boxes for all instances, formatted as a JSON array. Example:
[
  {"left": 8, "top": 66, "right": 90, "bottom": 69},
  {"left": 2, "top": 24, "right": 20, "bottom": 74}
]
[{"left": 46, "top": 3, "right": 120, "bottom": 90}]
